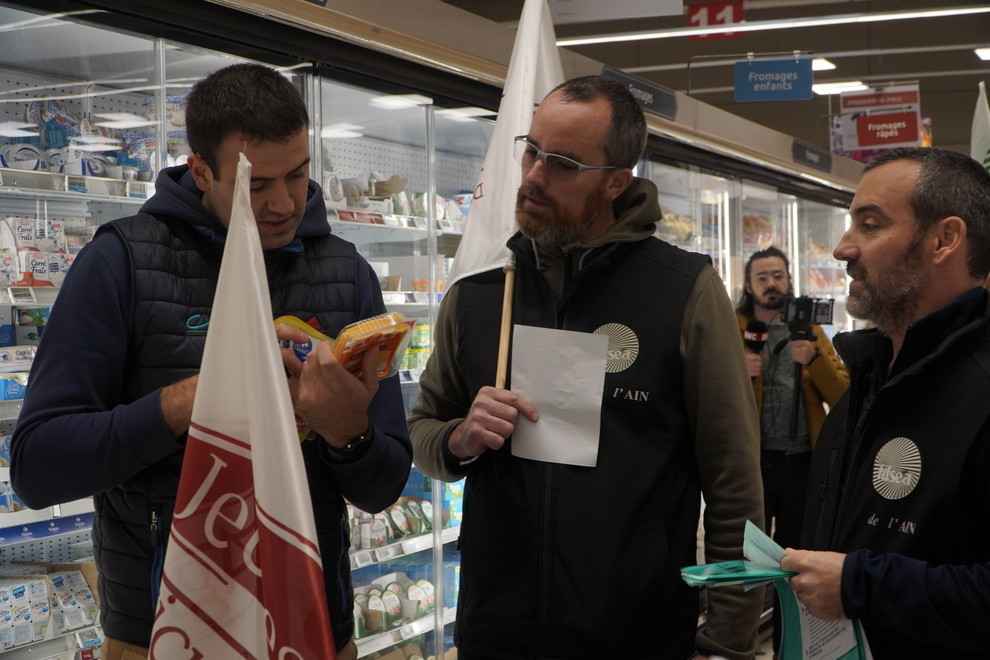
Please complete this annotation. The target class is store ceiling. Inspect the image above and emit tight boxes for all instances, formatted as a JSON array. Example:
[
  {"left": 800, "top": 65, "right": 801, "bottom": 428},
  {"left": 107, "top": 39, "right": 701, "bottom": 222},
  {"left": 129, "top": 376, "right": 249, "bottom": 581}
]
[{"left": 441, "top": 0, "right": 990, "bottom": 156}]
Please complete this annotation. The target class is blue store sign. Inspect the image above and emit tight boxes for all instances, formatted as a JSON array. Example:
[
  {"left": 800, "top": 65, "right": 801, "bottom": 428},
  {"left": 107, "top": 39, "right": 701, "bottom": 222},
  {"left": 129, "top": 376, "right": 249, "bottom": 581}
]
[{"left": 733, "top": 58, "right": 813, "bottom": 103}]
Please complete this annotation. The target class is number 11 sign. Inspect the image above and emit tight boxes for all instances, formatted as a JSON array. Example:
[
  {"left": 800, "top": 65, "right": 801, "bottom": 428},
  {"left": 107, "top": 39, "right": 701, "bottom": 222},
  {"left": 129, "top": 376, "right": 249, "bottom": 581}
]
[{"left": 688, "top": 1, "right": 744, "bottom": 40}]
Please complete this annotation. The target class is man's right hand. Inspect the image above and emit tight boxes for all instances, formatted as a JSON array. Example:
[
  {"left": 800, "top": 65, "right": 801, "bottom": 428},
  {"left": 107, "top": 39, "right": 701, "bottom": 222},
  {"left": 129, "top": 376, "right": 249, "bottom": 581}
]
[
  {"left": 744, "top": 351, "right": 764, "bottom": 379},
  {"left": 448, "top": 385, "right": 539, "bottom": 460}
]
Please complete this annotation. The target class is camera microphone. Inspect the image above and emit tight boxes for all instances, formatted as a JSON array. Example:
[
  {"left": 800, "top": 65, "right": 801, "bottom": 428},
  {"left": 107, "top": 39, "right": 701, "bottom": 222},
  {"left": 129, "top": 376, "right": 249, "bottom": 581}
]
[{"left": 744, "top": 320, "right": 769, "bottom": 354}]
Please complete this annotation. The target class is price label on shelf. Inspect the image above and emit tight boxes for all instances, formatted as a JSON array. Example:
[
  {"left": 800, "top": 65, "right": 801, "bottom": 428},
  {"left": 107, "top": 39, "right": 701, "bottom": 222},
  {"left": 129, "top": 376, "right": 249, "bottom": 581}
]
[
  {"left": 399, "top": 620, "right": 424, "bottom": 641},
  {"left": 401, "top": 538, "right": 422, "bottom": 555},
  {"left": 351, "top": 550, "right": 373, "bottom": 568},
  {"left": 66, "top": 175, "right": 88, "bottom": 193},
  {"left": 6, "top": 287, "right": 36, "bottom": 304},
  {"left": 127, "top": 182, "right": 151, "bottom": 199},
  {"left": 374, "top": 545, "right": 401, "bottom": 562}
]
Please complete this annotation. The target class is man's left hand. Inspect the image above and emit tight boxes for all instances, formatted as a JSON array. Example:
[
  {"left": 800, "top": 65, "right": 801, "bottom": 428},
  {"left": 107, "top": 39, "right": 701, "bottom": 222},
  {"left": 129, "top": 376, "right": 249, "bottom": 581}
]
[
  {"left": 277, "top": 323, "right": 379, "bottom": 447},
  {"left": 780, "top": 549, "right": 847, "bottom": 620},
  {"left": 790, "top": 339, "right": 819, "bottom": 366}
]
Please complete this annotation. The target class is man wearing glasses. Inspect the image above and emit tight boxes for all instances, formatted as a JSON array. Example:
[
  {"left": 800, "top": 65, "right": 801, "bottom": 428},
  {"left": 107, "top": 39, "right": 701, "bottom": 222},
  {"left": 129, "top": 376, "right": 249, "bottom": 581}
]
[{"left": 410, "top": 75, "right": 764, "bottom": 660}]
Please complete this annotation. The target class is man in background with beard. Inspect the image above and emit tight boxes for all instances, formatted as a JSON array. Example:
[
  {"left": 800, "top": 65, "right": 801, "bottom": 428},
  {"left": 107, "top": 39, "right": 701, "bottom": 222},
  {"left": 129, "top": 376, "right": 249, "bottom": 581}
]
[
  {"left": 781, "top": 147, "right": 990, "bottom": 656},
  {"left": 409, "top": 75, "right": 764, "bottom": 660},
  {"left": 735, "top": 246, "right": 847, "bottom": 657}
]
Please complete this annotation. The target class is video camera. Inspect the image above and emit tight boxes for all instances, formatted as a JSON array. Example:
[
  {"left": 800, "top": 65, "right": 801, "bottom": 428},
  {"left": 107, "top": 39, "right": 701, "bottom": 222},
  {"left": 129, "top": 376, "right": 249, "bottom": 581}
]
[{"left": 783, "top": 296, "right": 834, "bottom": 341}]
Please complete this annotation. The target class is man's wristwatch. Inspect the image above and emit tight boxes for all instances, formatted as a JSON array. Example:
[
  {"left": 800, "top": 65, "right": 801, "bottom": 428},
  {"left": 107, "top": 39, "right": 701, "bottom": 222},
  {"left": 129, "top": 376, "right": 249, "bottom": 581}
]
[{"left": 326, "top": 424, "right": 373, "bottom": 460}]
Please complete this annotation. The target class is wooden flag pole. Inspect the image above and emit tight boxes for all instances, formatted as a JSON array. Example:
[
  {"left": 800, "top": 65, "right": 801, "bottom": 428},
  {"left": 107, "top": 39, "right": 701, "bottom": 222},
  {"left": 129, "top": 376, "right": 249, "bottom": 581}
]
[{"left": 495, "top": 262, "right": 516, "bottom": 389}]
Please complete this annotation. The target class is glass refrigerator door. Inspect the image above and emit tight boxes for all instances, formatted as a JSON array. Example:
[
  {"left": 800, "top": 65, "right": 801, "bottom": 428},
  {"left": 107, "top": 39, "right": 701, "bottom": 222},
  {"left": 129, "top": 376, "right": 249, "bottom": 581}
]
[
  {"left": 648, "top": 159, "right": 740, "bottom": 295},
  {"left": 320, "top": 76, "right": 492, "bottom": 658},
  {"left": 797, "top": 199, "right": 852, "bottom": 336},
  {"left": 741, "top": 182, "right": 795, "bottom": 258}
]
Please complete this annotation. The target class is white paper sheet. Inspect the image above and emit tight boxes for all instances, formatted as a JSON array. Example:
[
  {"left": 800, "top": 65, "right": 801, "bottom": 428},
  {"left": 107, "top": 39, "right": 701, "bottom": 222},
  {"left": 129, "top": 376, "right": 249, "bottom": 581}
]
[{"left": 509, "top": 324, "right": 606, "bottom": 467}]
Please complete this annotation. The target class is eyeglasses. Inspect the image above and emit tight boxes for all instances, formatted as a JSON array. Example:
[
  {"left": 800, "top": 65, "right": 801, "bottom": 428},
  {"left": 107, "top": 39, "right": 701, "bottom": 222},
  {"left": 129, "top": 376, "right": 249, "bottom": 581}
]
[
  {"left": 513, "top": 136, "right": 620, "bottom": 181},
  {"left": 751, "top": 272, "right": 789, "bottom": 285}
]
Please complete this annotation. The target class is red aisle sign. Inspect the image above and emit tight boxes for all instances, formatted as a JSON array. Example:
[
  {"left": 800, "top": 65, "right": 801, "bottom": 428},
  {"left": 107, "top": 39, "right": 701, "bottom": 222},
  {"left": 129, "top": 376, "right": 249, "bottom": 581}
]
[
  {"left": 855, "top": 111, "right": 921, "bottom": 147},
  {"left": 688, "top": 1, "right": 743, "bottom": 40}
]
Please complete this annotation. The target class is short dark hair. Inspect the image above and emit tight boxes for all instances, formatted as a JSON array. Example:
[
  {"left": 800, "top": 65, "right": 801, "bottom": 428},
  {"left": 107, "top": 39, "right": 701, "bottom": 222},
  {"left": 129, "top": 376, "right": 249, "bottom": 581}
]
[
  {"left": 864, "top": 147, "right": 990, "bottom": 278},
  {"left": 736, "top": 245, "right": 791, "bottom": 317},
  {"left": 547, "top": 75, "right": 647, "bottom": 169},
  {"left": 184, "top": 63, "right": 309, "bottom": 180}
]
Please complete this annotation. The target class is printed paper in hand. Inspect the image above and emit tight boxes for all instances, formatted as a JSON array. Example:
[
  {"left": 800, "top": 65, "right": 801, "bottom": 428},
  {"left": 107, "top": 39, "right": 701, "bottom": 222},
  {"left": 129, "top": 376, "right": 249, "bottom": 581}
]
[{"left": 509, "top": 324, "right": 606, "bottom": 467}]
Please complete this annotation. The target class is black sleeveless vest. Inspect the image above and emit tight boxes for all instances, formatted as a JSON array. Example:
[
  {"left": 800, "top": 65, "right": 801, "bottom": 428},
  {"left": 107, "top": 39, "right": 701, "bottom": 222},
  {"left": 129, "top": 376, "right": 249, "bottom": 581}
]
[{"left": 91, "top": 213, "right": 361, "bottom": 647}]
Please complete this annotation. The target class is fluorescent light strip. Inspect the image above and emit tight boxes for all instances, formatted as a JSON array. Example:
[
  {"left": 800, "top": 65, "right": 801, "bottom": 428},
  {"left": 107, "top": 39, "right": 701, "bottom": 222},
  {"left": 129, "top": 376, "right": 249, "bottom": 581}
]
[
  {"left": 557, "top": 6, "right": 990, "bottom": 47},
  {"left": 630, "top": 43, "right": 990, "bottom": 74},
  {"left": 812, "top": 81, "right": 868, "bottom": 95}
]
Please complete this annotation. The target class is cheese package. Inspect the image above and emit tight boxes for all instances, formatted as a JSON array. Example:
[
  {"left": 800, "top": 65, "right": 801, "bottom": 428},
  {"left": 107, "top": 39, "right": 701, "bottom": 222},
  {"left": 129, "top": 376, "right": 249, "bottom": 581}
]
[{"left": 275, "top": 312, "right": 416, "bottom": 380}]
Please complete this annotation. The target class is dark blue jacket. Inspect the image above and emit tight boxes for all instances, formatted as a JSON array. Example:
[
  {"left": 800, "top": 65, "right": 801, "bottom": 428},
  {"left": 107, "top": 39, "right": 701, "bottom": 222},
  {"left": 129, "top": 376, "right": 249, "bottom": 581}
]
[
  {"left": 804, "top": 287, "right": 990, "bottom": 656},
  {"left": 10, "top": 165, "right": 412, "bottom": 649}
]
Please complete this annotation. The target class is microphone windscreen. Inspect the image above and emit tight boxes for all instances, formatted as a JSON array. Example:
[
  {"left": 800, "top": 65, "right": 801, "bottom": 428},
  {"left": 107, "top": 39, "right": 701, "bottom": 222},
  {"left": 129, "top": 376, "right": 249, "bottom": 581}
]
[{"left": 744, "top": 320, "right": 769, "bottom": 353}]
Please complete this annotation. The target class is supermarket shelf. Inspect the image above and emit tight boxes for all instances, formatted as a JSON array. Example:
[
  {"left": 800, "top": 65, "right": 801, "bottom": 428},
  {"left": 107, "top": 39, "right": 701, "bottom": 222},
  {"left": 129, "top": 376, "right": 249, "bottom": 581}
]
[
  {"left": 356, "top": 606, "right": 456, "bottom": 657},
  {"left": 0, "top": 167, "right": 153, "bottom": 202},
  {"left": 0, "top": 625, "right": 101, "bottom": 659},
  {"left": 0, "top": 500, "right": 94, "bottom": 547},
  {"left": 350, "top": 525, "right": 459, "bottom": 571},
  {"left": 329, "top": 216, "right": 462, "bottom": 247}
]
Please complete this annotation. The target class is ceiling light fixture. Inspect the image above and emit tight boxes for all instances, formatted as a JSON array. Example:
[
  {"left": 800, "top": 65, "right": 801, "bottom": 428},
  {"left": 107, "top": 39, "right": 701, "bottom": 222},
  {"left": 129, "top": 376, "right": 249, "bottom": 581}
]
[
  {"left": 437, "top": 107, "right": 497, "bottom": 122},
  {"left": 557, "top": 6, "right": 990, "bottom": 47},
  {"left": 321, "top": 123, "right": 364, "bottom": 139},
  {"left": 812, "top": 81, "right": 868, "bottom": 96},
  {"left": 976, "top": 48, "right": 990, "bottom": 60},
  {"left": 812, "top": 58, "right": 836, "bottom": 71},
  {"left": 0, "top": 121, "right": 38, "bottom": 138},
  {"left": 94, "top": 112, "right": 158, "bottom": 130}
]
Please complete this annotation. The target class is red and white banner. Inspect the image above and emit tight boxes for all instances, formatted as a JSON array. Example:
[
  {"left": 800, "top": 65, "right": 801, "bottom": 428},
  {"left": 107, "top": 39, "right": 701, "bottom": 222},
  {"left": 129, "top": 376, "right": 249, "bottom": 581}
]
[
  {"left": 445, "top": 0, "right": 564, "bottom": 287},
  {"left": 150, "top": 153, "right": 336, "bottom": 659},
  {"left": 971, "top": 81, "right": 990, "bottom": 171}
]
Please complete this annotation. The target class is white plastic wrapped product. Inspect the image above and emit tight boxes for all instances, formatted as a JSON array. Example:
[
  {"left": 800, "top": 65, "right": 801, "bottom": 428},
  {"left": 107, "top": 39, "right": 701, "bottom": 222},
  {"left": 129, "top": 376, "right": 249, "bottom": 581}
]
[
  {"left": 4, "top": 218, "right": 35, "bottom": 250},
  {"left": 35, "top": 218, "right": 66, "bottom": 253},
  {"left": 45, "top": 253, "right": 68, "bottom": 286}
]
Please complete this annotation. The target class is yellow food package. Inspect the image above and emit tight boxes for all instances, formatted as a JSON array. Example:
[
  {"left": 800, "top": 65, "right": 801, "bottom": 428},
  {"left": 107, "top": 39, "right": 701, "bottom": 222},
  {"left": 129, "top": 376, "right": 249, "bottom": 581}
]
[
  {"left": 333, "top": 312, "right": 417, "bottom": 379},
  {"left": 275, "top": 313, "right": 414, "bottom": 442},
  {"left": 275, "top": 312, "right": 416, "bottom": 379}
]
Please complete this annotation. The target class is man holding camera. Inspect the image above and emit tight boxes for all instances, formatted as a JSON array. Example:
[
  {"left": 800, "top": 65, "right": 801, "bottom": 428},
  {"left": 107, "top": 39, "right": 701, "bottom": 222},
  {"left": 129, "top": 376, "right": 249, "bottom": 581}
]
[{"left": 736, "top": 246, "right": 848, "bottom": 654}]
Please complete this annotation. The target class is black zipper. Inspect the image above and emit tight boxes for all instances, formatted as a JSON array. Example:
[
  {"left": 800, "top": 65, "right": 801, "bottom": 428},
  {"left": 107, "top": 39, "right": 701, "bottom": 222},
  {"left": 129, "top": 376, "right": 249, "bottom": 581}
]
[
  {"left": 812, "top": 446, "right": 839, "bottom": 548},
  {"left": 536, "top": 462, "right": 554, "bottom": 655}
]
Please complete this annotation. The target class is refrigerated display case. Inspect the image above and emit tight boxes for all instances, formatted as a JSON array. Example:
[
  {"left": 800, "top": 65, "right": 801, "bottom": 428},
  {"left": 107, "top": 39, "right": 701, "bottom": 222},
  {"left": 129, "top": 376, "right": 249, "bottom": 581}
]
[
  {"left": 647, "top": 145, "right": 852, "bottom": 339},
  {"left": 0, "top": 3, "right": 494, "bottom": 657},
  {"left": 0, "top": 1, "right": 863, "bottom": 657}
]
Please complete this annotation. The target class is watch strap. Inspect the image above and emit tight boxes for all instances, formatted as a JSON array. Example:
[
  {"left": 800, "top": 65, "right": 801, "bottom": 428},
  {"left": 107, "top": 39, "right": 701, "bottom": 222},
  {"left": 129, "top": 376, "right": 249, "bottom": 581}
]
[{"left": 325, "top": 424, "right": 373, "bottom": 460}]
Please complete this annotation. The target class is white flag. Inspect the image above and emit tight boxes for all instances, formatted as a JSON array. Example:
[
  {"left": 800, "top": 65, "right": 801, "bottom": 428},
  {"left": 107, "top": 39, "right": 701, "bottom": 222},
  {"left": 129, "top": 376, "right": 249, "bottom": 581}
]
[
  {"left": 972, "top": 81, "right": 990, "bottom": 171},
  {"left": 446, "top": 0, "right": 565, "bottom": 286},
  {"left": 150, "top": 153, "right": 336, "bottom": 659}
]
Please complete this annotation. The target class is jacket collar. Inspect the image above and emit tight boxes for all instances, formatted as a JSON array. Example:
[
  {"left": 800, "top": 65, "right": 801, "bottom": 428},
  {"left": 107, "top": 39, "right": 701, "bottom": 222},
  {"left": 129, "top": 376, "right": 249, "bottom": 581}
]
[{"left": 834, "top": 286, "right": 989, "bottom": 380}]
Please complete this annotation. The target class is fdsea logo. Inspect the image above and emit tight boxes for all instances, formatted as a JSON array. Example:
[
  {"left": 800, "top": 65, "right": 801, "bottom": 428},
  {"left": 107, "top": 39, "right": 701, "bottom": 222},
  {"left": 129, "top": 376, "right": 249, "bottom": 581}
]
[
  {"left": 593, "top": 323, "right": 639, "bottom": 373},
  {"left": 872, "top": 436, "right": 922, "bottom": 500}
]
